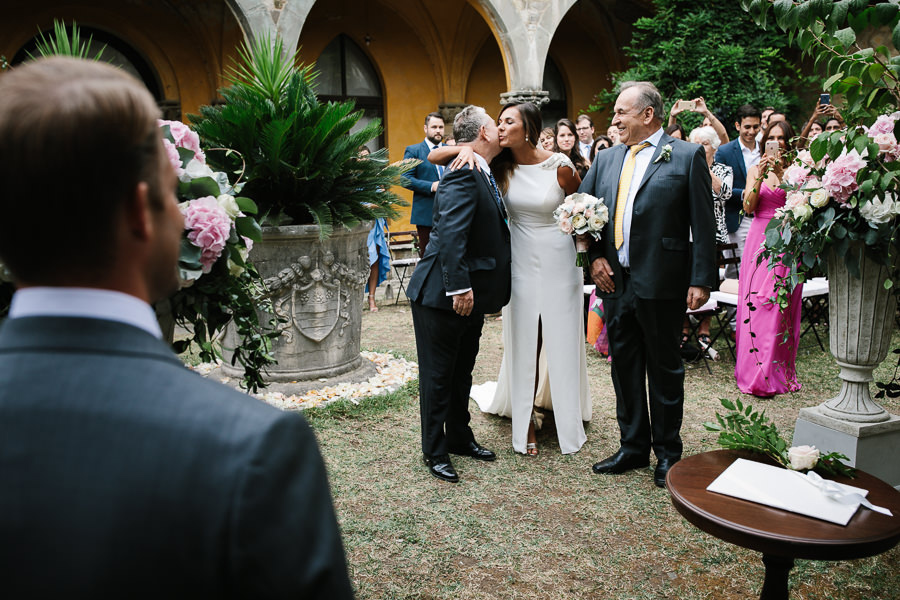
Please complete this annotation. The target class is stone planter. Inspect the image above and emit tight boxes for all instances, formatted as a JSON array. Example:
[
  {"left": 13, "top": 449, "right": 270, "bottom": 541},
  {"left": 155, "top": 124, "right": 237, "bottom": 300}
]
[
  {"left": 819, "top": 247, "right": 896, "bottom": 423},
  {"left": 221, "top": 223, "right": 370, "bottom": 382}
]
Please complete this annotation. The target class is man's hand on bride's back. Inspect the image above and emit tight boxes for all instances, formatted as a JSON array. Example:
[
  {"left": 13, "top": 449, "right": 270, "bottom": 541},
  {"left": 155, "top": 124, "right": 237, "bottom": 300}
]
[{"left": 450, "top": 146, "right": 478, "bottom": 171}]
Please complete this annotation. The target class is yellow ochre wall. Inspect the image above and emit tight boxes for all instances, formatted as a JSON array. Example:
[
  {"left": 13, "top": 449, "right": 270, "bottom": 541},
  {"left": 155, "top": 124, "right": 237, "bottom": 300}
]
[{"left": 0, "top": 0, "right": 636, "bottom": 231}]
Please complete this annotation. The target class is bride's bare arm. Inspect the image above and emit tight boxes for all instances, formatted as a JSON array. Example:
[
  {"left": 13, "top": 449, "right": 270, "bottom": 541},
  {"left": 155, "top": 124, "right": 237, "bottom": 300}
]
[
  {"left": 557, "top": 164, "right": 581, "bottom": 195},
  {"left": 427, "top": 145, "right": 460, "bottom": 165}
]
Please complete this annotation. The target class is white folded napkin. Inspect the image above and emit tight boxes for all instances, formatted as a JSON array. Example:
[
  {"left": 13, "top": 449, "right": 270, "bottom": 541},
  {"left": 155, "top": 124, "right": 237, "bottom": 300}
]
[{"left": 706, "top": 458, "right": 892, "bottom": 526}]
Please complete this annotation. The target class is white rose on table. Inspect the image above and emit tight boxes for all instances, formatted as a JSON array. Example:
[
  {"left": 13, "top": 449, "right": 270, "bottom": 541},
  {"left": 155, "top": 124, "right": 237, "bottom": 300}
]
[{"left": 788, "top": 445, "right": 820, "bottom": 471}]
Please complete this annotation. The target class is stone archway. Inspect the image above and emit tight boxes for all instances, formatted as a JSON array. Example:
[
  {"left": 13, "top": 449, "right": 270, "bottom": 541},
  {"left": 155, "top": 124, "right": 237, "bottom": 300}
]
[
  {"left": 224, "top": 0, "right": 579, "bottom": 106},
  {"left": 223, "top": 0, "right": 315, "bottom": 52},
  {"left": 469, "top": 0, "right": 577, "bottom": 106}
]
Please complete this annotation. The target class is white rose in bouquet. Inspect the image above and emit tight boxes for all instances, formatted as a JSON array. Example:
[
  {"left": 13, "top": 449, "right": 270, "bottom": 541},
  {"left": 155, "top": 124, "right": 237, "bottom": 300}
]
[
  {"left": 791, "top": 203, "right": 813, "bottom": 222},
  {"left": 217, "top": 194, "right": 242, "bottom": 219},
  {"left": 788, "top": 445, "right": 820, "bottom": 471},
  {"left": 571, "top": 213, "right": 587, "bottom": 231},
  {"left": 809, "top": 188, "right": 829, "bottom": 208},
  {"left": 859, "top": 193, "right": 900, "bottom": 225},
  {"left": 181, "top": 158, "right": 217, "bottom": 182}
]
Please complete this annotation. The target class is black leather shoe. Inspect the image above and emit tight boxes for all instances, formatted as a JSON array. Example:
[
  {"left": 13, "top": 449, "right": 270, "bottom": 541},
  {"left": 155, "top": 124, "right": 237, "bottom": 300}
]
[
  {"left": 654, "top": 457, "right": 680, "bottom": 488},
  {"left": 423, "top": 454, "right": 459, "bottom": 483},
  {"left": 591, "top": 449, "right": 650, "bottom": 475},
  {"left": 449, "top": 441, "right": 496, "bottom": 462}
]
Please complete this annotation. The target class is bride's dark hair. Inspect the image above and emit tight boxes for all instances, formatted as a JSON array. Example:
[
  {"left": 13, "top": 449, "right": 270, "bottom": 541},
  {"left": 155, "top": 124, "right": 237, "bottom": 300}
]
[{"left": 491, "top": 102, "right": 542, "bottom": 195}]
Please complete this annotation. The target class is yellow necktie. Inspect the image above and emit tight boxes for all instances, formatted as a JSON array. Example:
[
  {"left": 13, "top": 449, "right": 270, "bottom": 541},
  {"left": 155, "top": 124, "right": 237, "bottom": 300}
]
[{"left": 614, "top": 142, "right": 651, "bottom": 249}]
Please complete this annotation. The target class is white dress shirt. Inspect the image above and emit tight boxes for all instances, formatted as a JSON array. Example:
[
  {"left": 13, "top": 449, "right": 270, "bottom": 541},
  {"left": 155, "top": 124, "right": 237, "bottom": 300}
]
[
  {"left": 618, "top": 127, "right": 664, "bottom": 268},
  {"left": 741, "top": 140, "right": 760, "bottom": 175},
  {"left": 426, "top": 138, "right": 444, "bottom": 179},
  {"left": 579, "top": 142, "right": 592, "bottom": 161},
  {"left": 9, "top": 287, "right": 163, "bottom": 339}
]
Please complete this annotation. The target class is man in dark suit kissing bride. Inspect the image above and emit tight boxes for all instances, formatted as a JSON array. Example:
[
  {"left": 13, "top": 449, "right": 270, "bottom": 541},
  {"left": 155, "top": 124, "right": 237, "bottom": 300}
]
[{"left": 406, "top": 105, "right": 512, "bottom": 483}]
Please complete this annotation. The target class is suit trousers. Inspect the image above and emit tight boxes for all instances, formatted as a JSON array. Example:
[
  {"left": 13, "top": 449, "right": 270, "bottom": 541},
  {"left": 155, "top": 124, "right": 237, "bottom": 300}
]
[
  {"left": 604, "top": 270, "right": 685, "bottom": 461},
  {"left": 411, "top": 300, "right": 481, "bottom": 457},
  {"left": 415, "top": 225, "right": 432, "bottom": 260}
]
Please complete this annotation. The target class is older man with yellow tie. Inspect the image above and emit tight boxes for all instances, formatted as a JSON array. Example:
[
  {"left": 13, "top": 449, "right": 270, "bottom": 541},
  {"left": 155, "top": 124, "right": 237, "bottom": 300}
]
[{"left": 578, "top": 81, "right": 716, "bottom": 488}]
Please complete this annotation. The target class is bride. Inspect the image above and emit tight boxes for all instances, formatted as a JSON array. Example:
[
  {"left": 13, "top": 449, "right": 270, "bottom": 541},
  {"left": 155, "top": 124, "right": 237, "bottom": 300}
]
[{"left": 430, "top": 102, "right": 592, "bottom": 455}]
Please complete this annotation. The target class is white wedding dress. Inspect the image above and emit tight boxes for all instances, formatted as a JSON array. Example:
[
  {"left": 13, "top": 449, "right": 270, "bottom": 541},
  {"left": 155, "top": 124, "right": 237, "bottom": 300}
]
[{"left": 471, "top": 153, "right": 591, "bottom": 454}]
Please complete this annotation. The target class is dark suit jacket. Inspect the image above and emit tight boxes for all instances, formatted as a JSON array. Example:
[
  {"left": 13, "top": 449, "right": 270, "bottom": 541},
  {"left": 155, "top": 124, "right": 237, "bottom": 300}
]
[
  {"left": 406, "top": 165, "right": 511, "bottom": 315},
  {"left": 582, "top": 133, "right": 717, "bottom": 300},
  {"left": 402, "top": 140, "right": 442, "bottom": 226},
  {"left": 0, "top": 316, "right": 353, "bottom": 599},
  {"left": 715, "top": 138, "right": 751, "bottom": 232}
]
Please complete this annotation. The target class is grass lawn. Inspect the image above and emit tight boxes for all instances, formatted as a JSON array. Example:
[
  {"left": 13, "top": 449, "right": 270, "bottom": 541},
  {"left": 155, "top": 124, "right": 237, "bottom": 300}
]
[{"left": 303, "top": 303, "right": 900, "bottom": 599}]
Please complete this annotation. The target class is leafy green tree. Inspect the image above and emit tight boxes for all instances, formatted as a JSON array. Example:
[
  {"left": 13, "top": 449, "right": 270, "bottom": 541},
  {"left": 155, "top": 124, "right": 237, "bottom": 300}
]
[{"left": 590, "top": 0, "right": 810, "bottom": 134}]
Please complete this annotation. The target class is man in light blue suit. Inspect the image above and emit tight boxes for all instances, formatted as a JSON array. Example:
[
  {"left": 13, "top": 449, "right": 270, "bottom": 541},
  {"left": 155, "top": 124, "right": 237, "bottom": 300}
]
[
  {"left": 0, "top": 57, "right": 353, "bottom": 599},
  {"left": 402, "top": 111, "right": 445, "bottom": 257}
]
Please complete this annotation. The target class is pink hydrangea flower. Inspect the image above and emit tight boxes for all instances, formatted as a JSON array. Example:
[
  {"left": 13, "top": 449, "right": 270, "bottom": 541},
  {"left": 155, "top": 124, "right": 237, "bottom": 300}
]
[
  {"left": 822, "top": 150, "right": 867, "bottom": 203},
  {"left": 868, "top": 114, "right": 897, "bottom": 137},
  {"left": 181, "top": 196, "right": 233, "bottom": 273},
  {"left": 162, "top": 139, "right": 185, "bottom": 177},
  {"left": 796, "top": 149, "right": 815, "bottom": 168},
  {"left": 784, "top": 164, "right": 811, "bottom": 187},
  {"left": 872, "top": 132, "right": 900, "bottom": 162},
  {"left": 159, "top": 119, "right": 205, "bottom": 164},
  {"left": 785, "top": 190, "right": 809, "bottom": 210}
]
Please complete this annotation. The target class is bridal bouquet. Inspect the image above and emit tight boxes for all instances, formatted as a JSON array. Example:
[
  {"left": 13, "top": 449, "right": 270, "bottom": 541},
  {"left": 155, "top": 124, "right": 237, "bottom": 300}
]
[
  {"left": 160, "top": 119, "right": 276, "bottom": 391},
  {"left": 553, "top": 193, "right": 608, "bottom": 266}
]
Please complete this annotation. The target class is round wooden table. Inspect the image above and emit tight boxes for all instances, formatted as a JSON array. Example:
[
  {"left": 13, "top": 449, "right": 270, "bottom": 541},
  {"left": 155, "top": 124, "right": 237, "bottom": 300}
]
[{"left": 667, "top": 450, "right": 900, "bottom": 600}]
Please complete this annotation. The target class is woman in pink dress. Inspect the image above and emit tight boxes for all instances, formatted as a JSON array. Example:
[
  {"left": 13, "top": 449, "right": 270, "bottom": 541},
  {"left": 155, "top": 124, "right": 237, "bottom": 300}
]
[{"left": 735, "top": 120, "right": 803, "bottom": 396}]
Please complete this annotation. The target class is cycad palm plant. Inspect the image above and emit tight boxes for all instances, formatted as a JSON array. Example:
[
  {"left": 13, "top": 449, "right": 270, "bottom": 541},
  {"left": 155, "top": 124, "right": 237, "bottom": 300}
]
[{"left": 190, "top": 35, "right": 412, "bottom": 237}]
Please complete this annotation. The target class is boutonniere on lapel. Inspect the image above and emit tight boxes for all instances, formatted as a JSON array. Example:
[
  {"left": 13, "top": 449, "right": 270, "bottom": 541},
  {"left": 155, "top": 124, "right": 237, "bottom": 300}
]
[{"left": 654, "top": 144, "right": 673, "bottom": 164}]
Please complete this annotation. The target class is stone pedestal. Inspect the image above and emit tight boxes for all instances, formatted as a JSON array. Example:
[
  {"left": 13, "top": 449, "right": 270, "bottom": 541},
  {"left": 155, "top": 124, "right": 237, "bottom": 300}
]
[
  {"left": 794, "top": 406, "right": 900, "bottom": 489},
  {"left": 221, "top": 223, "right": 370, "bottom": 382}
]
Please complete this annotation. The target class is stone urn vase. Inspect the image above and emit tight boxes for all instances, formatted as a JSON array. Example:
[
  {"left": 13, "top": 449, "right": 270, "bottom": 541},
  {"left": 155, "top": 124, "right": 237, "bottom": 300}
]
[
  {"left": 819, "top": 246, "right": 897, "bottom": 423},
  {"left": 221, "top": 223, "right": 370, "bottom": 382}
]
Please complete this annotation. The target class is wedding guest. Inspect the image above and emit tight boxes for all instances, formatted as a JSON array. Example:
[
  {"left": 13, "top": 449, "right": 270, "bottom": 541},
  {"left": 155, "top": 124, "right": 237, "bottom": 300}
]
[
  {"left": 681, "top": 126, "right": 731, "bottom": 351},
  {"left": 360, "top": 145, "right": 390, "bottom": 312},
  {"left": 665, "top": 123, "right": 686, "bottom": 140},
  {"left": 539, "top": 127, "right": 556, "bottom": 151},
  {"left": 607, "top": 124, "right": 621, "bottom": 145},
  {"left": 583, "top": 81, "right": 716, "bottom": 488},
  {"left": 669, "top": 97, "right": 730, "bottom": 145},
  {"left": 0, "top": 57, "right": 353, "bottom": 598},
  {"left": 590, "top": 135, "right": 613, "bottom": 162},
  {"left": 715, "top": 104, "right": 761, "bottom": 282},
  {"left": 402, "top": 112, "right": 445, "bottom": 258},
  {"left": 575, "top": 114, "right": 595, "bottom": 161},
  {"left": 756, "top": 106, "right": 776, "bottom": 143},
  {"left": 808, "top": 121, "right": 824, "bottom": 139},
  {"left": 799, "top": 99, "right": 835, "bottom": 146},
  {"left": 824, "top": 116, "right": 845, "bottom": 132},
  {"left": 556, "top": 118, "right": 590, "bottom": 178},
  {"left": 735, "top": 119, "right": 803, "bottom": 397}
]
